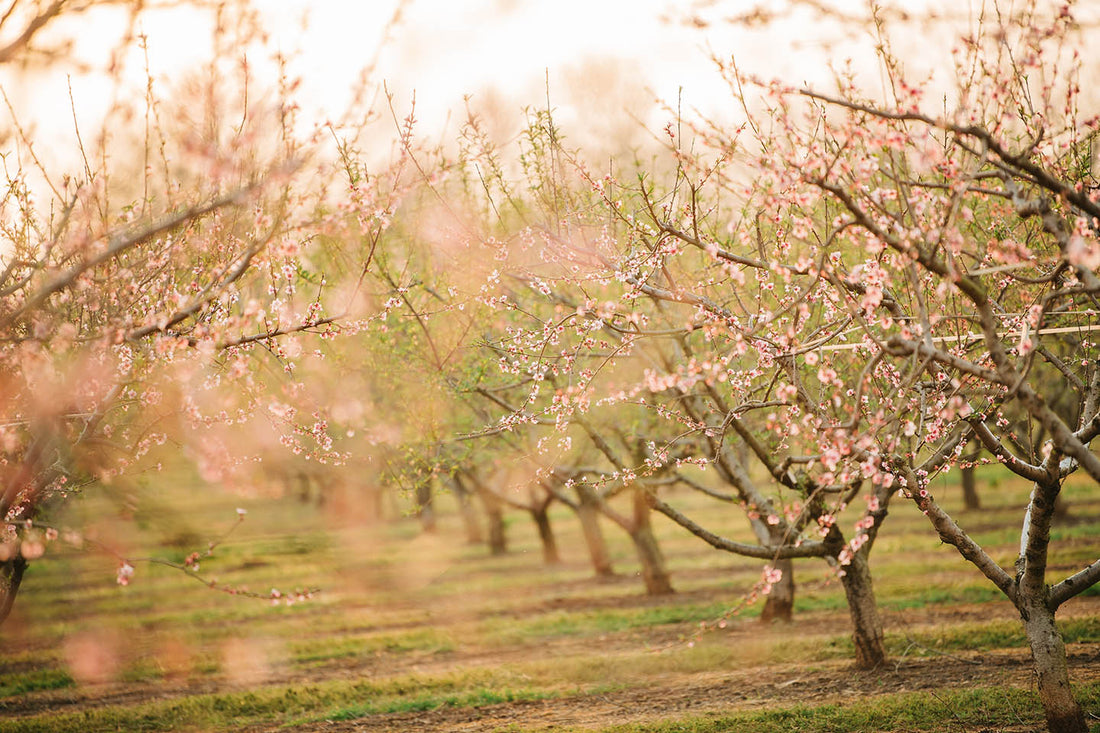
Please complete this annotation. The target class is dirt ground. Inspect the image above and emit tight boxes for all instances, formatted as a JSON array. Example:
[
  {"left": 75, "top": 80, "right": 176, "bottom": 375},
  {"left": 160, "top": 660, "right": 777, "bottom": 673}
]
[
  {"left": 7, "top": 593, "right": 1100, "bottom": 732},
  {"left": 298, "top": 649, "right": 1097, "bottom": 733},
  {"left": 269, "top": 599, "right": 1100, "bottom": 732}
]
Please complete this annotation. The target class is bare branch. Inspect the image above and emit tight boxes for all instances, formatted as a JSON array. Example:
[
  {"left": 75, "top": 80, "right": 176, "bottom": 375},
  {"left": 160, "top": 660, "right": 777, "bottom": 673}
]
[
  {"left": 648, "top": 492, "right": 827, "bottom": 560},
  {"left": 897, "top": 464, "right": 1016, "bottom": 602},
  {"left": 2, "top": 188, "right": 255, "bottom": 330},
  {"left": 1050, "top": 558, "right": 1100, "bottom": 608}
]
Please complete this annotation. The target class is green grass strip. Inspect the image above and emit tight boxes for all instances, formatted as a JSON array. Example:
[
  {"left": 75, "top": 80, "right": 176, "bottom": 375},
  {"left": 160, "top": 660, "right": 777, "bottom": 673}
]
[
  {"left": 7, "top": 679, "right": 1097, "bottom": 733},
  {"left": 0, "top": 669, "right": 75, "bottom": 698},
  {"left": 598, "top": 683, "right": 1100, "bottom": 732},
  {"left": 317, "top": 687, "right": 556, "bottom": 722},
  {"left": 0, "top": 670, "right": 557, "bottom": 733}
]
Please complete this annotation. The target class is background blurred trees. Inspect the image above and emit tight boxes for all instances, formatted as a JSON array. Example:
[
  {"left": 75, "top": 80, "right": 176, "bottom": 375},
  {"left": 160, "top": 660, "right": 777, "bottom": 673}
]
[{"left": 0, "top": 0, "right": 407, "bottom": 620}]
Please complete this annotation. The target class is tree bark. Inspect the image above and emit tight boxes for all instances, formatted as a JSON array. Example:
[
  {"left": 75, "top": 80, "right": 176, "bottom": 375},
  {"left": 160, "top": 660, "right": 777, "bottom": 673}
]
[
  {"left": 630, "top": 488, "right": 674, "bottom": 595},
  {"left": 752, "top": 520, "right": 794, "bottom": 623},
  {"left": 838, "top": 553, "right": 886, "bottom": 668},
  {"left": 450, "top": 476, "right": 484, "bottom": 544},
  {"left": 576, "top": 489, "right": 615, "bottom": 577},
  {"left": 481, "top": 496, "right": 507, "bottom": 556},
  {"left": 466, "top": 473, "right": 507, "bottom": 555},
  {"left": 486, "top": 510, "right": 506, "bottom": 555},
  {"left": 415, "top": 482, "right": 436, "bottom": 532},
  {"left": 960, "top": 465, "right": 981, "bottom": 510},
  {"left": 761, "top": 557, "right": 794, "bottom": 623},
  {"left": 531, "top": 504, "right": 561, "bottom": 565},
  {"left": 1022, "top": 599, "right": 1088, "bottom": 733},
  {"left": 0, "top": 556, "right": 27, "bottom": 626}
]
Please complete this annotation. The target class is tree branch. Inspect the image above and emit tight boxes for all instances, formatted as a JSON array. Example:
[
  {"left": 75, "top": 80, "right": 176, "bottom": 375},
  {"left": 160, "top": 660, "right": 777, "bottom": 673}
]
[{"left": 648, "top": 492, "right": 827, "bottom": 560}]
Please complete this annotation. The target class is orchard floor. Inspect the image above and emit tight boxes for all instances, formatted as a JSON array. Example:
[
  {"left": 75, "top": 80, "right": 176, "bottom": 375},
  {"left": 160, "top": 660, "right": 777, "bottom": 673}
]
[
  {"left": 2, "top": 471, "right": 1100, "bottom": 731},
  {"left": 263, "top": 600, "right": 1100, "bottom": 733}
]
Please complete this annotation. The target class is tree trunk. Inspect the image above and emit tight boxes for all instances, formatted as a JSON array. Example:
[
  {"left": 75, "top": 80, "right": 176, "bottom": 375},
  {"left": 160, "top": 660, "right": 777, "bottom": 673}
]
[
  {"left": 450, "top": 476, "right": 483, "bottom": 544},
  {"left": 486, "top": 509, "right": 506, "bottom": 555},
  {"left": 630, "top": 488, "right": 674, "bottom": 595},
  {"left": 458, "top": 500, "right": 483, "bottom": 544},
  {"left": 0, "top": 557, "right": 27, "bottom": 626},
  {"left": 961, "top": 465, "right": 981, "bottom": 510},
  {"left": 761, "top": 557, "right": 794, "bottom": 623},
  {"left": 468, "top": 474, "right": 507, "bottom": 556},
  {"left": 1022, "top": 600, "right": 1088, "bottom": 733},
  {"left": 481, "top": 497, "right": 507, "bottom": 556},
  {"left": 531, "top": 504, "right": 561, "bottom": 565},
  {"left": 752, "top": 519, "right": 794, "bottom": 623},
  {"left": 838, "top": 553, "right": 886, "bottom": 668},
  {"left": 415, "top": 482, "right": 436, "bottom": 532},
  {"left": 576, "top": 491, "right": 615, "bottom": 577}
]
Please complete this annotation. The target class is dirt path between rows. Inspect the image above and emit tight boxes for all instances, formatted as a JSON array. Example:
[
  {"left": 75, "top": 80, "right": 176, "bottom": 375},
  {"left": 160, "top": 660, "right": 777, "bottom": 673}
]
[
  {"left": 269, "top": 644, "right": 1100, "bottom": 732},
  {"left": 5, "top": 596, "right": 1100, "bottom": 731},
  {"left": 261, "top": 597, "right": 1100, "bottom": 732}
]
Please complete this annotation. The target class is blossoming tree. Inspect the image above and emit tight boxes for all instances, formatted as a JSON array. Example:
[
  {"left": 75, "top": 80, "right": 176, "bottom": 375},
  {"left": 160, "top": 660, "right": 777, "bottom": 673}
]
[
  {"left": 453, "top": 97, "right": 918, "bottom": 655},
  {"left": 401, "top": 6, "right": 1100, "bottom": 730},
  {"left": 0, "top": 1, "right": 405, "bottom": 622},
  {"left": 651, "top": 2, "right": 1100, "bottom": 729}
]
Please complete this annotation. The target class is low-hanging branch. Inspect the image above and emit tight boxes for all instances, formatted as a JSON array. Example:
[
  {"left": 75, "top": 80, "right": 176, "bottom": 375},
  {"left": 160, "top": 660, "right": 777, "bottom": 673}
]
[{"left": 647, "top": 489, "right": 828, "bottom": 560}]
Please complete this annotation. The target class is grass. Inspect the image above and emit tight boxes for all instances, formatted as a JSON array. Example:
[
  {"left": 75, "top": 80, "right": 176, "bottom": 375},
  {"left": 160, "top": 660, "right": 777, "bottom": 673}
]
[
  {"left": 318, "top": 687, "right": 558, "bottom": 722},
  {"left": 0, "top": 669, "right": 75, "bottom": 698},
  {"left": 880, "top": 584, "right": 1006, "bottom": 610},
  {"left": 483, "top": 600, "right": 737, "bottom": 643},
  {"left": 599, "top": 683, "right": 1100, "bottom": 732},
  {"left": 288, "top": 627, "right": 457, "bottom": 666},
  {"left": 0, "top": 670, "right": 567, "bottom": 733},
  {"left": 0, "top": 463, "right": 1098, "bottom": 731}
]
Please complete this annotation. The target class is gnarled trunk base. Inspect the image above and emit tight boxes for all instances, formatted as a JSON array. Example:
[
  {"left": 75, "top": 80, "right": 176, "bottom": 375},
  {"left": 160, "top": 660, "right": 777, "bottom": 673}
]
[
  {"left": 1022, "top": 601, "right": 1087, "bottom": 733},
  {"left": 630, "top": 489, "right": 673, "bottom": 595},
  {"left": 630, "top": 527, "right": 674, "bottom": 595},
  {"left": 760, "top": 557, "right": 794, "bottom": 623},
  {"left": 532, "top": 506, "right": 561, "bottom": 565},
  {"left": 839, "top": 554, "right": 886, "bottom": 669},
  {"left": 450, "top": 478, "right": 483, "bottom": 544},
  {"left": 577, "top": 499, "right": 614, "bottom": 577},
  {"left": 0, "top": 557, "right": 27, "bottom": 626},
  {"left": 472, "top": 483, "right": 507, "bottom": 556},
  {"left": 486, "top": 508, "right": 506, "bottom": 555}
]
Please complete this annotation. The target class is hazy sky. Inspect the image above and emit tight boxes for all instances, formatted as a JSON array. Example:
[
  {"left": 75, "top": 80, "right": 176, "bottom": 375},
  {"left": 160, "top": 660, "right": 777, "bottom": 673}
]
[
  {"left": 6, "top": 0, "right": 1057, "bottom": 172},
  {"left": 1, "top": 0, "right": 896, "bottom": 160},
  {"left": 248, "top": 0, "right": 876, "bottom": 139}
]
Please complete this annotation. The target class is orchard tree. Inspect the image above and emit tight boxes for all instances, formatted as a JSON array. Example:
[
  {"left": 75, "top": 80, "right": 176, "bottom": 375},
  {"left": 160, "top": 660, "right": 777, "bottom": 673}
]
[
  {"left": 367, "top": 98, "right": 884, "bottom": 632},
  {"left": 351, "top": 103, "right": 686, "bottom": 591},
  {"left": 0, "top": 2, "right": 407, "bottom": 622},
  {"left": 650, "top": 1, "right": 1100, "bottom": 729},
  {"left": 397, "top": 14, "right": 1100, "bottom": 725},
  {"left": 540, "top": 467, "right": 616, "bottom": 577},
  {"left": 424, "top": 105, "right": 902, "bottom": 654}
]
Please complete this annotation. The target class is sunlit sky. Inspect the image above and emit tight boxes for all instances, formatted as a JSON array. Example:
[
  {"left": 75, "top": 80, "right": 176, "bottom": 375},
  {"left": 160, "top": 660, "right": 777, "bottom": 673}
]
[
  {"left": 12, "top": 0, "right": 1094, "bottom": 173},
  {"left": 233, "top": 0, "right": 896, "bottom": 139},
  {"left": 3, "top": 0, "right": 925, "bottom": 166}
]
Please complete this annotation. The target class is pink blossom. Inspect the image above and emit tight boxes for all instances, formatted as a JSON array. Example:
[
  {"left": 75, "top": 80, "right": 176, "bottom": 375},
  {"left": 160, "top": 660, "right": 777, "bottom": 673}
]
[
  {"left": 1066, "top": 235, "right": 1100, "bottom": 269},
  {"left": 116, "top": 562, "right": 135, "bottom": 586}
]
